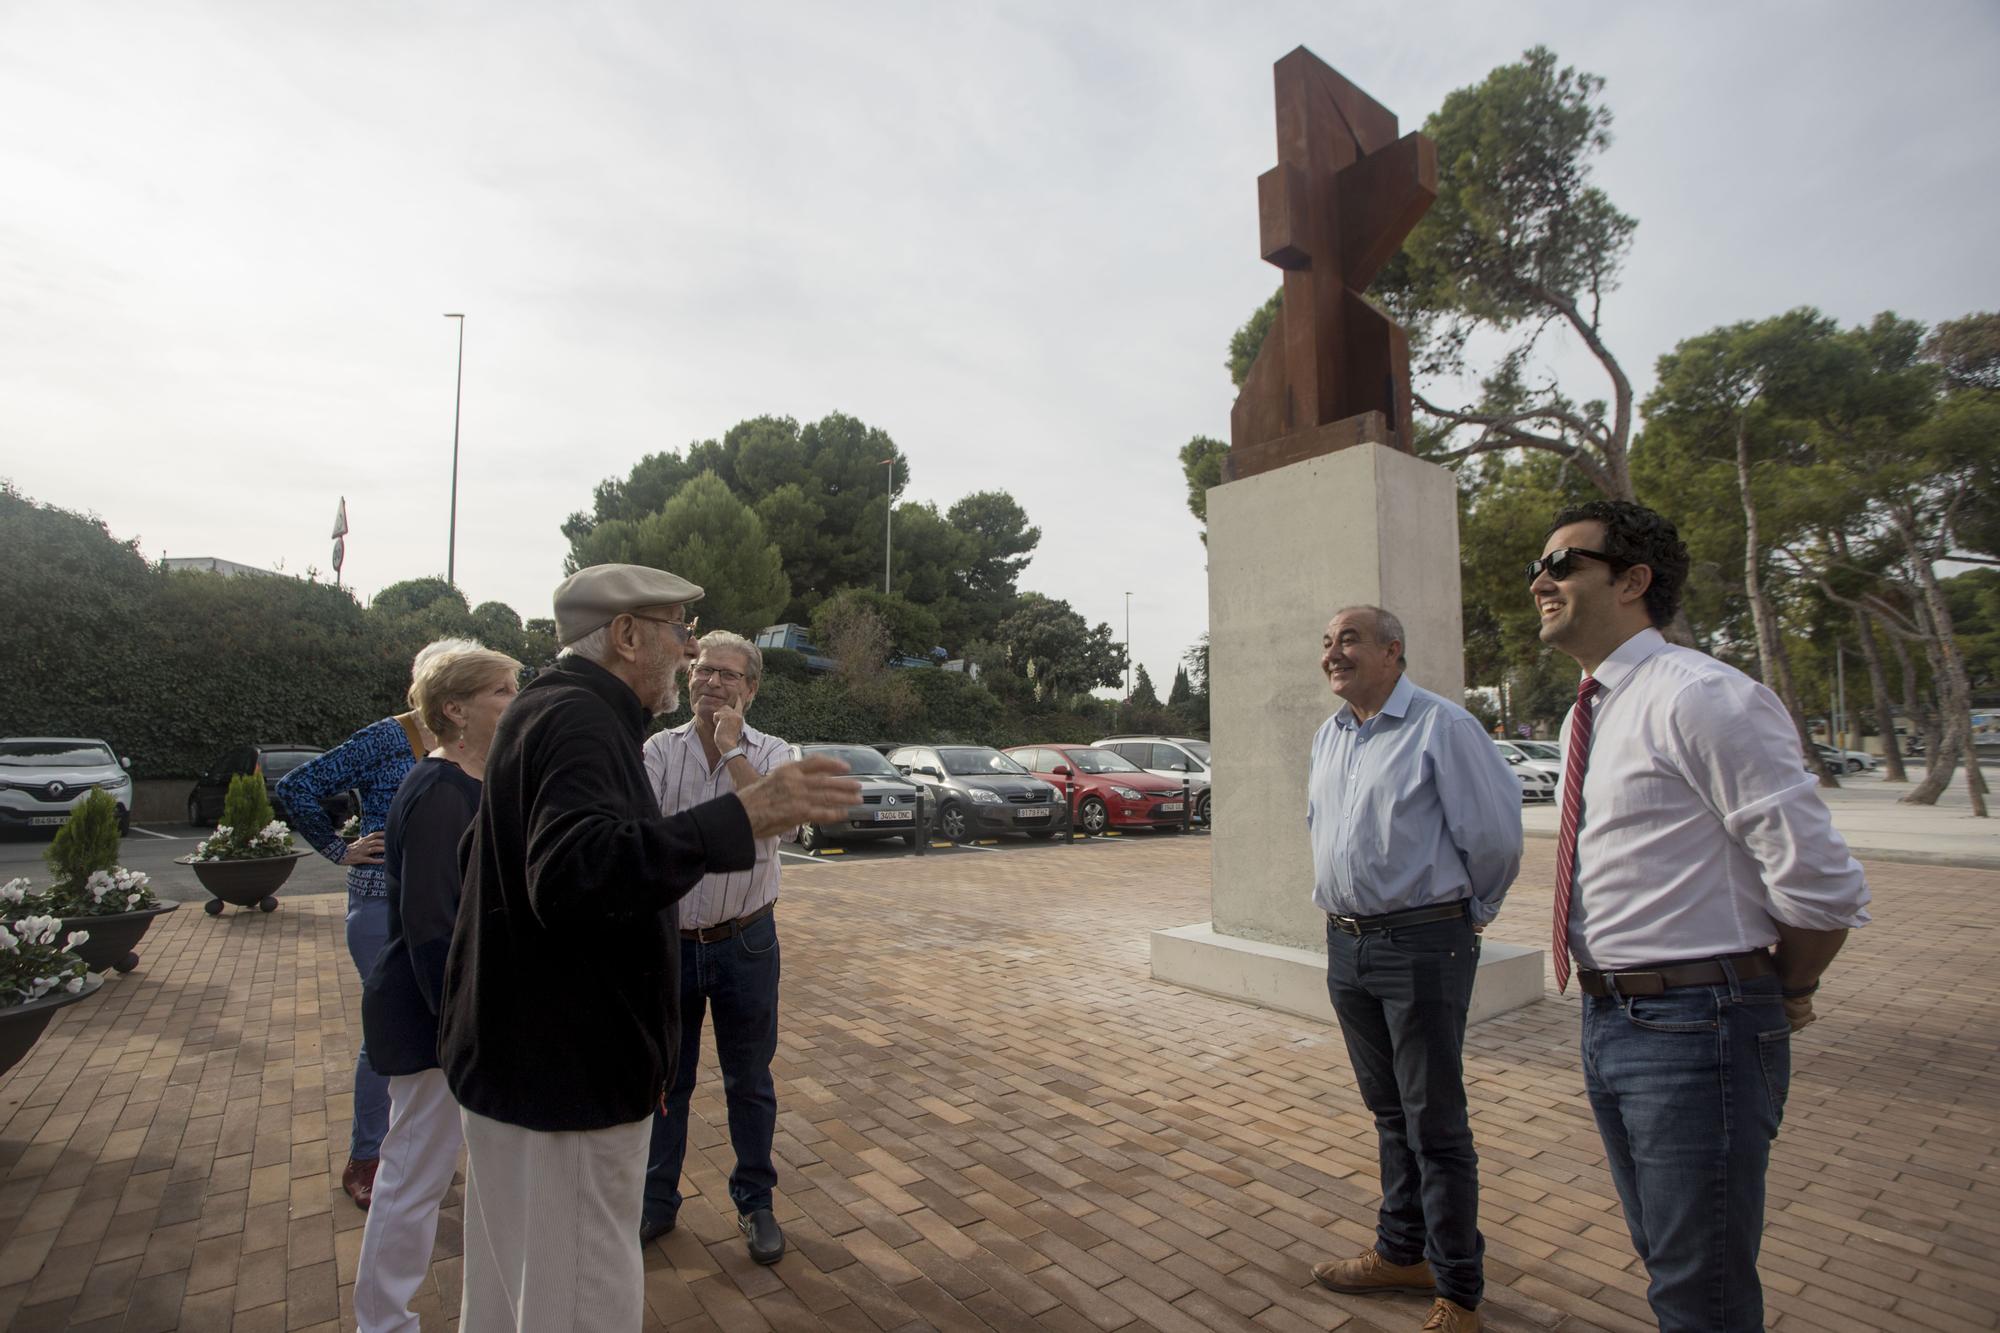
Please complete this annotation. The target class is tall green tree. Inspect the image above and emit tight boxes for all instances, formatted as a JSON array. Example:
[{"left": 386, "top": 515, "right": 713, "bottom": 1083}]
[
  {"left": 1130, "top": 664, "right": 1160, "bottom": 708},
  {"left": 1178, "top": 436, "right": 1228, "bottom": 539},
  {"left": 569, "top": 471, "right": 789, "bottom": 633},
  {"left": 993, "top": 594, "right": 1126, "bottom": 703}
]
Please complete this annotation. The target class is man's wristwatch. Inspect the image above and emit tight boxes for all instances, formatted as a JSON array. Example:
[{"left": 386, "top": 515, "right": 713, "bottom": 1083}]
[{"left": 718, "top": 745, "right": 747, "bottom": 765}]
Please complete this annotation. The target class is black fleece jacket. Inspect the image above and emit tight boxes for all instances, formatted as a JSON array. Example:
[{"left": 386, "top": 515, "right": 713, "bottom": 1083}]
[{"left": 438, "top": 657, "right": 754, "bottom": 1131}]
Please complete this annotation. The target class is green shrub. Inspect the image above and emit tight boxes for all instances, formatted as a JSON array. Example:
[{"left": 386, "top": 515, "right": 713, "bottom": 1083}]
[
  {"left": 44, "top": 790, "right": 121, "bottom": 891},
  {"left": 759, "top": 647, "right": 811, "bottom": 682},
  {"left": 221, "top": 773, "right": 276, "bottom": 834}
]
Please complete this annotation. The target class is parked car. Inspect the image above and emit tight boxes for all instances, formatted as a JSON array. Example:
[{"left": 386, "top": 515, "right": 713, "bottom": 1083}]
[
  {"left": 1812, "top": 743, "right": 1877, "bottom": 775},
  {"left": 1513, "top": 739, "right": 1563, "bottom": 765},
  {"left": 790, "top": 744, "right": 928, "bottom": 851},
  {"left": 885, "top": 745, "right": 1069, "bottom": 842},
  {"left": 186, "top": 744, "right": 355, "bottom": 828},
  {"left": 1004, "top": 744, "right": 1189, "bottom": 835},
  {"left": 1511, "top": 764, "right": 1557, "bottom": 804},
  {"left": 1493, "top": 739, "right": 1562, "bottom": 780},
  {"left": 0, "top": 737, "right": 134, "bottom": 835},
  {"left": 1093, "top": 736, "right": 1213, "bottom": 826}
]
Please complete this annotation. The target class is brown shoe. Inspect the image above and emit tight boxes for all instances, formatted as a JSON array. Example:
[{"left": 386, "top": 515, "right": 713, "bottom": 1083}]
[
  {"left": 341, "top": 1156, "right": 378, "bottom": 1211},
  {"left": 1422, "top": 1297, "right": 1481, "bottom": 1330},
  {"left": 1311, "top": 1248, "right": 1435, "bottom": 1294}
]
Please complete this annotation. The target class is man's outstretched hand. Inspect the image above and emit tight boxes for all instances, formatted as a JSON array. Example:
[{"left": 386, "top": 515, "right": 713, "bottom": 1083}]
[{"left": 737, "top": 756, "right": 861, "bottom": 838}]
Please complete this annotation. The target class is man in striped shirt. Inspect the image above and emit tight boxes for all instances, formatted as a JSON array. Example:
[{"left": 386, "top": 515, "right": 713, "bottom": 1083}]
[{"left": 639, "top": 630, "right": 796, "bottom": 1265}]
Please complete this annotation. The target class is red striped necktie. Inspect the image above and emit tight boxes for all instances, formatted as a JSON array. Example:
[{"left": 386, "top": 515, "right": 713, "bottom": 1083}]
[{"left": 1552, "top": 676, "right": 1598, "bottom": 994}]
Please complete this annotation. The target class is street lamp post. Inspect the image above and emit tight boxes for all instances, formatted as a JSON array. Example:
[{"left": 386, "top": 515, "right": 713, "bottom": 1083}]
[{"left": 444, "top": 313, "right": 465, "bottom": 586}]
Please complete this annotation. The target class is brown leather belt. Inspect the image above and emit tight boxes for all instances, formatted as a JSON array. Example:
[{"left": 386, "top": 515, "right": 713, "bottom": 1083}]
[
  {"left": 1327, "top": 900, "right": 1469, "bottom": 936},
  {"left": 680, "top": 901, "right": 774, "bottom": 944},
  {"left": 1578, "top": 949, "right": 1775, "bottom": 998}
]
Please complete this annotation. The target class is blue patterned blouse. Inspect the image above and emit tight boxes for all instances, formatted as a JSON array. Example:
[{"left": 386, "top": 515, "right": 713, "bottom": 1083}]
[{"left": 273, "top": 716, "right": 419, "bottom": 898}]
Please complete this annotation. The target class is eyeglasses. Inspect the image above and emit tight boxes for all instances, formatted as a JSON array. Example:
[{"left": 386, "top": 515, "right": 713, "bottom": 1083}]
[
  {"left": 689, "top": 664, "right": 747, "bottom": 684},
  {"left": 628, "top": 613, "right": 699, "bottom": 642},
  {"left": 1525, "top": 547, "right": 1622, "bottom": 585}
]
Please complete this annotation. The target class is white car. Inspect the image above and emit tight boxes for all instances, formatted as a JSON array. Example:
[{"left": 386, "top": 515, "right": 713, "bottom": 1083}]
[
  {"left": 1509, "top": 764, "right": 1557, "bottom": 804},
  {"left": 0, "top": 737, "right": 134, "bottom": 835},
  {"left": 1493, "top": 739, "right": 1562, "bottom": 781}
]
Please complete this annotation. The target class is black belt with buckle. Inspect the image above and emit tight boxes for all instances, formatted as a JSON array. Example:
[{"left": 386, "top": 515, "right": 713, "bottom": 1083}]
[
  {"left": 681, "top": 901, "right": 774, "bottom": 944},
  {"left": 1577, "top": 949, "right": 1775, "bottom": 998},
  {"left": 1327, "top": 900, "right": 1470, "bottom": 936}
]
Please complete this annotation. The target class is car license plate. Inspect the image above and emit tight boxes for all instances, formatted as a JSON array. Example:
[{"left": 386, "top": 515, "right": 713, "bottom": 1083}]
[
  {"left": 873, "top": 809, "right": 913, "bottom": 822},
  {"left": 1016, "top": 807, "right": 1049, "bottom": 819},
  {"left": 1160, "top": 801, "right": 1183, "bottom": 812},
  {"left": 29, "top": 815, "right": 70, "bottom": 826}
]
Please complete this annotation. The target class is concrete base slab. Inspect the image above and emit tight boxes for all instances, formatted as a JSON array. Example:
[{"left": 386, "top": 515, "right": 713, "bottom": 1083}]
[{"left": 1151, "top": 921, "right": 1545, "bottom": 1027}]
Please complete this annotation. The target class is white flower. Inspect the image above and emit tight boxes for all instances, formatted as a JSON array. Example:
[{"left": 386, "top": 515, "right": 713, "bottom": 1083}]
[
  {"left": 16, "top": 916, "right": 61, "bottom": 947},
  {"left": 63, "top": 930, "right": 90, "bottom": 950},
  {"left": 126, "top": 893, "right": 142, "bottom": 907},
  {"left": 0, "top": 924, "right": 16, "bottom": 952},
  {"left": 85, "top": 870, "right": 115, "bottom": 901},
  {"left": 0, "top": 877, "right": 29, "bottom": 905},
  {"left": 64, "top": 975, "right": 84, "bottom": 993},
  {"left": 27, "top": 975, "right": 55, "bottom": 998}
]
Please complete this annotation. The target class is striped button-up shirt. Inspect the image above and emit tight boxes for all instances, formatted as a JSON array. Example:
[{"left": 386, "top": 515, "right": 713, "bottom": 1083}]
[{"left": 642, "top": 721, "right": 790, "bottom": 930}]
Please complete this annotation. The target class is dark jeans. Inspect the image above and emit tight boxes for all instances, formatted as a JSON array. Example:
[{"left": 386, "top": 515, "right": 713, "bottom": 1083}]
[
  {"left": 1582, "top": 965, "right": 1790, "bottom": 1333},
  {"left": 345, "top": 894, "right": 390, "bottom": 1159},
  {"left": 644, "top": 910, "right": 781, "bottom": 1226},
  {"left": 1325, "top": 912, "right": 1483, "bottom": 1309}
]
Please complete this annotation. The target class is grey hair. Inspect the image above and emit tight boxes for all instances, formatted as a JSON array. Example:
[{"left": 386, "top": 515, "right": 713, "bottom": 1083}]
[
  {"left": 697, "top": 630, "right": 763, "bottom": 685},
  {"left": 1334, "top": 605, "right": 1409, "bottom": 667},
  {"left": 558, "top": 625, "right": 612, "bottom": 665},
  {"left": 411, "top": 637, "right": 487, "bottom": 682}
]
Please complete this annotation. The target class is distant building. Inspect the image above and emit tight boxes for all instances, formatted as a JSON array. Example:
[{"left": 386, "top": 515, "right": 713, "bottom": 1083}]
[{"left": 162, "top": 557, "right": 279, "bottom": 579}]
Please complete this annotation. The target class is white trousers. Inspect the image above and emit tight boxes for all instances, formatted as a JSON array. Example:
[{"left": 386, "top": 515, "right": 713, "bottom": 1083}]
[
  {"left": 457, "top": 1106, "right": 651, "bottom": 1333},
  {"left": 353, "top": 1069, "right": 464, "bottom": 1333}
]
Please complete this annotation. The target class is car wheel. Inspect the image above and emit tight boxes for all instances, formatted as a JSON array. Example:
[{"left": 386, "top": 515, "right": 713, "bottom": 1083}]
[
  {"left": 938, "top": 803, "right": 969, "bottom": 843},
  {"left": 1847, "top": 758, "right": 1864, "bottom": 773},
  {"left": 799, "top": 823, "right": 821, "bottom": 853},
  {"left": 116, "top": 805, "right": 130, "bottom": 837},
  {"left": 1078, "top": 797, "right": 1108, "bottom": 836},
  {"left": 1196, "top": 792, "right": 1211, "bottom": 828}
]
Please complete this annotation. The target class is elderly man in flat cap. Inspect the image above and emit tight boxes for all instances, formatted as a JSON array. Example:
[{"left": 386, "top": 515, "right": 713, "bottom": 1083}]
[{"left": 438, "top": 563, "right": 859, "bottom": 1333}]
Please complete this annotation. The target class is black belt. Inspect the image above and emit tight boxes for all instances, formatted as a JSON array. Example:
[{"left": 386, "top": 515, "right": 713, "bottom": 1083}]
[
  {"left": 1327, "top": 900, "right": 1469, "bottom": 936},
  {"left": 681, "top": 901, "right": 774, "bottom": 944},
  {"left": 1578, "top": 949, "right": 1775, "bottom": 998}
]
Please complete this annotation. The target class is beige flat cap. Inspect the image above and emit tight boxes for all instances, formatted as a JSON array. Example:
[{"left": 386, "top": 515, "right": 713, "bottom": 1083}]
[{"left": 552, "top": 564, "right": 704, "bottom": 645}]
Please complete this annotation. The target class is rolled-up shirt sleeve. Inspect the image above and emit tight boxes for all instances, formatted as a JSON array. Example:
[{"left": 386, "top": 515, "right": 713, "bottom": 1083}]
[
  {"left": 1432, "top": 716, "right": 1524, "bottom": 923},
  {"left": 1668, "top": 675, "right": 1871, "bottom": 931}
]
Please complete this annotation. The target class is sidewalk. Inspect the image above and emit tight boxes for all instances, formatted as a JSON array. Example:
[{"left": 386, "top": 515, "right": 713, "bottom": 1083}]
[
  {"left": 1523, "top": 767, "right": 2000, "bottom": 868},
  {"left": 1, "top": 836, "right": 1995, "bottom": 1331}
]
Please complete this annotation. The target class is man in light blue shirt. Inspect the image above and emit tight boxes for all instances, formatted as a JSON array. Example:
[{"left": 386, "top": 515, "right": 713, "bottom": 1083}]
[{"left": 1306, "top": 606, "right": 1521, "bottom": 1333}]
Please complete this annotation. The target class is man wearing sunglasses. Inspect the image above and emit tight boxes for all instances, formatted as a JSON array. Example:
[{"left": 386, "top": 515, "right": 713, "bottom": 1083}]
[
  {"left": 1307, "top": 605, "right": 1522, "bottom": 1333},
  {"left": 1531, "top": 501, "right": 1870, "bottom": 1333},
  {"left": 638, "top": 630, "right": 795, "bottom": 1263},
  {"left": 439, "top": 564, "right": 861, "bottom": 1332}
]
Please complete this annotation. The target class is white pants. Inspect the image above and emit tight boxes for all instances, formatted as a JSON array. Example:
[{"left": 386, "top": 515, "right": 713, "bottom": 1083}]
[
  {"left": 458, "top": 1106, "right": 651, "bottom": 1333},
  {"left": 353, "top": 1069, "right": 464, "bottom": 1333}
]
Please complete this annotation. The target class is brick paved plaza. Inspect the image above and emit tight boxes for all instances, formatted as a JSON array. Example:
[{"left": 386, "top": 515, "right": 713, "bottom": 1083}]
[{"left": 1, "top": 836, "right": 1995, "bottom": 1331}]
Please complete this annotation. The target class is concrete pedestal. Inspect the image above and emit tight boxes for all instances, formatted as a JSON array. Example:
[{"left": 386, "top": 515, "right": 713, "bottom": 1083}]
[{"left": 1151, "top": 439, "right": 1544, "bottom": 1023}]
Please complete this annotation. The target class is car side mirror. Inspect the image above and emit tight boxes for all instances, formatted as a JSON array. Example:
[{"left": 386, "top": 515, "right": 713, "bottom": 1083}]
[
  {"left": 918, "top": 766, "right": 941, "bottom": 779},
  {"left": 1053, "top": 765, "right": 1072, "bottom": 777},
  {"left": 1505, "top": 754, "right": 1522, "bottom": 764},
  {"left": 120, "top": 756, "right": 132, "bottom": 770}
]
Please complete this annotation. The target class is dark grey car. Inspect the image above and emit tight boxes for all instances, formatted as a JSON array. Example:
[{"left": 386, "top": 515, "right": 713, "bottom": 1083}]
[
  {"left": 791, "top": 744, "right": 929, "bottom": 851},
  {"left": 885, "top": 745, "right": 1069, "bottom": 842}
]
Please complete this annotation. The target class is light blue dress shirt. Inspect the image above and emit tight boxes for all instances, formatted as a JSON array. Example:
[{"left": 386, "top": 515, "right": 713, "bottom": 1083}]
[{"left": 1307, "top": 674, "right": 1524, "bottom": 923}]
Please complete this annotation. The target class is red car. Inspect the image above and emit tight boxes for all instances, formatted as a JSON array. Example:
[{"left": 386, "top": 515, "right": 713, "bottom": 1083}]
[{"left": 1003, "top": 744, "right": 1190, "bottom": 835}]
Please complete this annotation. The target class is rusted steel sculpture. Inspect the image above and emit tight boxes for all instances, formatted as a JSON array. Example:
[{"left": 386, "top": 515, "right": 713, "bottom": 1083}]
[{"left": 1225, "top": 48, "right": 1437, "bottom": 483}]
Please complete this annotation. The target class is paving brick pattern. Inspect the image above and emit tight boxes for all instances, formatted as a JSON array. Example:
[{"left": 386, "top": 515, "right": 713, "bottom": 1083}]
[{"left": 1, "top": 837, "right": 1995, "bottom": 1331}]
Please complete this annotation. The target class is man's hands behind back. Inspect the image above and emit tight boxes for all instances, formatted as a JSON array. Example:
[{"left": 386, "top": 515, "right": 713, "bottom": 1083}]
[{"left": 738, "top": 755, "right": 860, "bottom": 838}]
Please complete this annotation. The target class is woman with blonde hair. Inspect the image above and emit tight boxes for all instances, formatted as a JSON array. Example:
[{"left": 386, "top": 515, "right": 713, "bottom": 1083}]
[{"left": 353, "top": 642, "right": 521, "bottom": 1333}]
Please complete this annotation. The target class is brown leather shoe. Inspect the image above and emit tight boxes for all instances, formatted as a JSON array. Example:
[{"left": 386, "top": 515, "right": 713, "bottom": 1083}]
[
  {"left": 1311, "top": 1248, "right": 1435, "bottom": 1294},
  {"left": 1422, "top": 1297, "right": 1482, "bottom": 1330},
  {"left": 341, "top": 1156, "right": 378, "bottom": 1211}
]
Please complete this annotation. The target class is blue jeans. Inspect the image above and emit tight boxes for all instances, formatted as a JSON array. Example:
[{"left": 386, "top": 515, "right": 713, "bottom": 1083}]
[
  {"left": 1325, "top": 912, "right": 1483, "bottom": 1309},
  {"left": 345, "top": 894, "right": 391, "bottom": 1160},
  {"left": 644, "top": 911, "right": 781, "bottom": 1226},
  {"left": 1582, "top": 965, "right": 1790, "bottom": 1333}
]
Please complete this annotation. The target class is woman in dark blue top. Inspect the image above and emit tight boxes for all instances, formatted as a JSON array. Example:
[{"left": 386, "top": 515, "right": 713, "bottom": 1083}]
[{"left": 352, "top": 643, "right": 519, "bottom": 1333}]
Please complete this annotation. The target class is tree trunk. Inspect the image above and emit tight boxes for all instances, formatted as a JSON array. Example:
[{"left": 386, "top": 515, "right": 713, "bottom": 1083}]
[
  {"left": 1735, "top": 417, "right": 1832, "bottom": 785},
  {"left": 1853, "top": 607, "right": 1907, "bottom": 783},
  {"left": 1892, "top": 508, "right": 1987, "bottom": 816}
]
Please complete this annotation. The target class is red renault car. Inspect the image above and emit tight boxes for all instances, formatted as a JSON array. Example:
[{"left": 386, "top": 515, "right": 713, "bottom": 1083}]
[{"left": 1003, "top": 744, "right": 1190, "bottom": 835}]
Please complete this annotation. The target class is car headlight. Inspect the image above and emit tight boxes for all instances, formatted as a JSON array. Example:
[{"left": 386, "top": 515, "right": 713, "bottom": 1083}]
[
  {"left": 1109, "top": 786, "right": 1143, "bottom": 800},
  {"left": 968, "top": 788, "right": 1002, "bottom": 804},
  {"left": 98, "top": 778, "right": 130, "bottom": 791}
]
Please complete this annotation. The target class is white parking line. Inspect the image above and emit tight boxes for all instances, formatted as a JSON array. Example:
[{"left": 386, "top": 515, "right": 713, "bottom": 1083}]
[{"left": 128, "top": 826, "right": 184, "bottom": 840}]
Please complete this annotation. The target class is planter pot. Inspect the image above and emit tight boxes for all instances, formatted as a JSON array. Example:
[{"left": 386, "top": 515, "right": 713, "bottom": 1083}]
[
  {"left": 176, "top": 852, "right": 309, "bottom": 914},
  {"left": 0, "top": 974, "right": 105, "bottom": 1080},
  {"left": 54, "top": 903, "right": 180, "bottom": 974}
]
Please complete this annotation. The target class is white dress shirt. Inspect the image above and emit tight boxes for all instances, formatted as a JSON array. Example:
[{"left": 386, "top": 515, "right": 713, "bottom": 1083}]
[
  {"left": 1561, "top": 628, "right": 1871, "bottom": 970},
  {"left": 1307, "top": 674, "right": 1524, "bottom": 923},
  {"left": 642, "top": 721, "right": 789, "bottom": 931}
]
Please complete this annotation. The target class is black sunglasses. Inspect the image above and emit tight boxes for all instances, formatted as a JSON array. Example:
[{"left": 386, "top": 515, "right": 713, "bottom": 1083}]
[{"left": 1525, "top": 547, "right": 1623, "bottom": 585}]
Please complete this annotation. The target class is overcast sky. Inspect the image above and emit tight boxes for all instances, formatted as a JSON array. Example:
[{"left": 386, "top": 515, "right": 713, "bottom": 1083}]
[{"left": 5, "top": 1, "right": 1997, "bottom": 692}]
